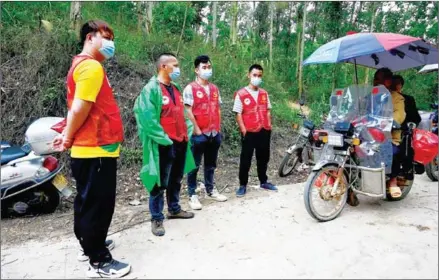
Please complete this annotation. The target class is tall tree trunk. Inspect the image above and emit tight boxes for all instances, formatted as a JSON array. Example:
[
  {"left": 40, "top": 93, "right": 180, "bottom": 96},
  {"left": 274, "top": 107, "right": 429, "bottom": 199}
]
[
  {"left": 298, "top": 4, "right": 307, "bottom": 99},
  {"left": 230, "top": 2, "right": 239, "bottom": 45},
  {"left": 353, "top": 1, "right": 363, "bottom": 26},
  {"left": 269, "top": 2, "right": 274, "bottom": 72},
  {"left": 295, "top": 4, "right": 303, "bottom": 80},
  {"left": 177, "top": 3, "right": 189, "bottom": 56},
  {"left": 144, "top": 2, "right": 154, "bottom": 34},
  {"left": 212, "top": 1, "right": 218, "bottom": 48},
  {"left": 70, "top": 1, "right": 82, "bottom": 33},
  {"left": 364, "top": 2, "right": 378, "bottom": 84},
  {"left": 350, "top": 1, "right": 357, "bottom": 24},
  {"left": 137, "top": 2, "right": 143, "bottom": 33}
]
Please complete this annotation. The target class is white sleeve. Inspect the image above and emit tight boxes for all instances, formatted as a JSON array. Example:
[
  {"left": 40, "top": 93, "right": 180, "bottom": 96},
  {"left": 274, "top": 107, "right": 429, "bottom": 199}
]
[
  {"left": 233, "top": 94, "right": 243, "bottom": 113},
  {"left": 183, "top": 85, "right": 193, "bottom": 106},
  {"left": 218, "top": 90, "right": 222, "bottom": 105},
  {"left": 267, "top": 94, "right": 272, "bottom": 109}
]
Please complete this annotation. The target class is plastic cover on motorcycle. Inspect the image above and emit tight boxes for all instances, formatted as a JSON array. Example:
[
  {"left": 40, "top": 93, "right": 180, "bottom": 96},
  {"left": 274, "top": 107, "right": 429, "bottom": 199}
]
[
  {"left": 324, "top": 88, "right": 345, "bottom": 129},
  {"left": 322, "top": 85, "right": 394, "bottom": 173},
  {"left": 413, "top": 128, "right": 439, "bottom": 165}
]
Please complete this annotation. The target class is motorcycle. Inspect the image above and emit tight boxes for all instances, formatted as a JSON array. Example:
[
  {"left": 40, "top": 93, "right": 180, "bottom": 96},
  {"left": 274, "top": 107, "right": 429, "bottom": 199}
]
[
  {"left": 303, "top": 85, "right": 438, "bottom": 222},
  {"left": 425, "top": 103, "right": 438, "bottom": 181},
  {"left": 1, "top": 117, "right": 72, "bottom": 218},
  {"left": 277, "top": 90, "right": 345, "bottom": 177}
]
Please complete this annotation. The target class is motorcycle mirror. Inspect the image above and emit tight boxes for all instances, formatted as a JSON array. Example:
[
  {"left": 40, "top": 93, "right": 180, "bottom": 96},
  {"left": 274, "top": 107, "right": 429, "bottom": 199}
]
[{"left": 407, "top": 122, "right": 416, "bottom": 130}]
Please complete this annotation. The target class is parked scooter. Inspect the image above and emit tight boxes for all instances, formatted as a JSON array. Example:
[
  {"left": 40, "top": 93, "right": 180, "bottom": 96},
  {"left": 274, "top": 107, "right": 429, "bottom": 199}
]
[
  {"left": 1, "top": 117, "right": 72, "bottom": 218},
  {"left": 425, "top": 103, "right": 438, "bottom": 181}
]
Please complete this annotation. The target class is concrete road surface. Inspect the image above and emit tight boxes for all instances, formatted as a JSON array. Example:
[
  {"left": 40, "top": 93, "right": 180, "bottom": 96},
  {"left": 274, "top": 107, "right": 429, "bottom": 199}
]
[{"left": 1, "top": 175, "right": 438, "bottom": 279}]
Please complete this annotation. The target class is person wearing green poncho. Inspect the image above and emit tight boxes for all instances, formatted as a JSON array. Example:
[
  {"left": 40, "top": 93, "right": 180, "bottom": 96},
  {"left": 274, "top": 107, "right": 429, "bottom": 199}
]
[{"left": 133, "top": 53, "right": 196, "bottom": 237}]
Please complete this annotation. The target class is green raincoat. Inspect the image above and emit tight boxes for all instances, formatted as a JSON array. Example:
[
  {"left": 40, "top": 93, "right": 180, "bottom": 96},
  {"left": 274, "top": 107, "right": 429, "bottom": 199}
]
[{"left": 133, "top": 76, "right": 196, "bottom": 193}]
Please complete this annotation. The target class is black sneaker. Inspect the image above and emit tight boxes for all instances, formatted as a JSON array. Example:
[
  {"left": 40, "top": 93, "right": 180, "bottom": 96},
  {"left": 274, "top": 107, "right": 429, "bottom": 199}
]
[
  {"left": 151, "top": 220, "right": 165, "bottom": 236},
  {"left": 78, "top": 240, "right": 116, "bottom": 262},
  {"left": 167, "top": 210, "right": 195, "bottom": 219},
  {"left": 86, "top": 259, "right": 131, "bottom": 278}
]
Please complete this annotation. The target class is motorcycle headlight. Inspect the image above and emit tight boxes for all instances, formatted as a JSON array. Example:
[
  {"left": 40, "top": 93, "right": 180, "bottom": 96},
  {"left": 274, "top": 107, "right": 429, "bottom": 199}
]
[
  {"left": 328, "top": 135, "right": 344, "bottom": 147},
  {"left": 300, "top": 127, "right": 311, "bottom": 137}
]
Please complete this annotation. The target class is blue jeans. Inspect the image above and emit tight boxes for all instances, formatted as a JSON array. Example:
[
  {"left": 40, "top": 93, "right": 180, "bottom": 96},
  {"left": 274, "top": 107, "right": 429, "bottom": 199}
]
[
  {"left": 187, "top": 133, "right": 222, "bottom": 196},
  {"left": 149, "top": 140, "right": 187, "bottom": 221}
]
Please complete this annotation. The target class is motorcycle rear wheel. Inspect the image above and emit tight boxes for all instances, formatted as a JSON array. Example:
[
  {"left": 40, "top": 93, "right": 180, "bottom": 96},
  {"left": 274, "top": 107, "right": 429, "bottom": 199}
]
[
  {"left": 278, "top": 147, "right": 303, "bottom": 177},
  {"left": 304, "top": 165, "right": 348, "bottom": 222}
]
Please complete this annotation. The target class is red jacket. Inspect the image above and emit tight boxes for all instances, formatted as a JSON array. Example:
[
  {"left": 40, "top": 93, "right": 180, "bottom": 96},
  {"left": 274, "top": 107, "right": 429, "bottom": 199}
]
[
  {"left": 190, "top": 82, "right": 221, "bottom": 133},
  {"left": 236, "top": 88, "right": 271, "bottom": 132},
  {"left": 66, "top": 55, "right": 124, "bottom": 147},
  {"left": 159, "top": 83, "right": 188, "bottom": 142}
]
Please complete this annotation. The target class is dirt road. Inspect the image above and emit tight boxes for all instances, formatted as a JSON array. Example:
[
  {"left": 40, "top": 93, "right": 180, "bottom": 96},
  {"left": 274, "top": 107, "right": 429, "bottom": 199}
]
[{"left": 1, "top": 175, "right": 437, "bottom": 279}]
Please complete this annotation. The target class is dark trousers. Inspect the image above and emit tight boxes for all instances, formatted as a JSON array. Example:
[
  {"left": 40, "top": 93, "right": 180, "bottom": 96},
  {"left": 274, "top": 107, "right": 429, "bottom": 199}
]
[
  {"left": 239, "top": 129, "right": 271, "bottom": 186},
  {"left": 72, "top": 157, "right": 117, "bottom": 264},
  {"left": 149, "top": 140, "right": 187, "bottom": 222},
  {"left": 187, "top": 133, "right": 222, "bottom": 196},
  {"left": 401, "top": 133, "right": 414, "bottom": 180}
]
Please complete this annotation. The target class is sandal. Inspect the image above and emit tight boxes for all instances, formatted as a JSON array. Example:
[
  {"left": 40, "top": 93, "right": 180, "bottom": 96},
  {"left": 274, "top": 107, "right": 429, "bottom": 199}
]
[{"left": 389, "top": 186, "right": 402, "bottom": 198}]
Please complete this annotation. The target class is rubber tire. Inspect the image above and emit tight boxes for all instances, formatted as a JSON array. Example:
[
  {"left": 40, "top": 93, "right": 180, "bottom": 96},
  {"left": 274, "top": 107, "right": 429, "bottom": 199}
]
[
  {"left": 304, "top": 164, "right": 348, "bottom": 222},
  {"left": 425, "top": 162, "right": 438, "bottom": 182},
  {"left": 39, "top": 184, "right": 61, "bottom": 214},
  {"left": 278, "top": 147, "right": 303, "bottom": 177},
  {"left": 386, "top": 179, "right": 413, "bottom": 201}
]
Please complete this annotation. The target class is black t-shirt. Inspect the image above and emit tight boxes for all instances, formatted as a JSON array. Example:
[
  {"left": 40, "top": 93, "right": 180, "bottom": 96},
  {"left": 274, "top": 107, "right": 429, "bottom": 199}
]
[{"left": 161, "top": 83, "right": 176, "bottom": 105}]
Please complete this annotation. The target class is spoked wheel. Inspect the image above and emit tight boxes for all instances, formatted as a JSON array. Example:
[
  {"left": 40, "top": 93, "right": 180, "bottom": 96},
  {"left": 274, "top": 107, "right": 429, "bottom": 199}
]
[
  {"left": 304, "top": 165, "right": 348, "bottom": 222},
  {"left": 278, "top": 147, "right": 303, "bottom": 177}
]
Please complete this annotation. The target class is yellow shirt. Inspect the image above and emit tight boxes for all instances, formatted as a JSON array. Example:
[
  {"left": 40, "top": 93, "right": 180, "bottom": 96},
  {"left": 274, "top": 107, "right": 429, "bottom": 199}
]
[
  {"left": 391, "top": 91, "right": 406, "bottom": 145},
  {"left": 70, "top": 59, "right": 121, "bottom": 158}
]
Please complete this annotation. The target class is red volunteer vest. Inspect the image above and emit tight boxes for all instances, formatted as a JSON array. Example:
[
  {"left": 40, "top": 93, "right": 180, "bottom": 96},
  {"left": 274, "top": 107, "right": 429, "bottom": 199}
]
[
  {"left": 237, "top": 88, "right": 272, "bottom": 132},
  {"left": 66, "top": 55, "right": 124, "bottom": 147},
  {"left": 159, "top": 83, "right": 188, "bottom": 142},
  {"left": 190, "top": 82, "right": 221, "bottom": 133}
]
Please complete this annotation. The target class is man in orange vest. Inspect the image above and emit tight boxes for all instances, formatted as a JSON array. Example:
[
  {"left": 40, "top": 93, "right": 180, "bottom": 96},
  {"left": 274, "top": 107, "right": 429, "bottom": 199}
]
[
  {"left": 233, "top": 64, "right": 277, "bottom": 197},
  {"left": 52, "top": 20, "right": 131, "bottom": 278},
  {"left": 134, "top": 53, "right": 196, "bottom": 237},
  {"left": 183, "top": 55, "right": 227, "bottom": 210}
]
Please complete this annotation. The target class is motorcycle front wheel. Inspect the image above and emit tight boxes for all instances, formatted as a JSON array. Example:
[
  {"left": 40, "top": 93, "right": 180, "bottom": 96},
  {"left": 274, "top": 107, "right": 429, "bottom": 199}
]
[
  {"left": 278, "top": 147, "right": 303, "bottom": 177},
  {"left": 304, "top": 165, "right": 348, "bottom": 222}
]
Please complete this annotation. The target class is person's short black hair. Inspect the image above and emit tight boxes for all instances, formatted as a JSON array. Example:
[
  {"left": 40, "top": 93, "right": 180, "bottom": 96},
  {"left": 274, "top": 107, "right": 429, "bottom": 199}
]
[
  {"left": 194, "top": 55, "right": 210, "bottom": 68},
  {"left": 392, "top": 75, "right": 405, "bottom": 87},
  {"left": 249, "top": 64, "right": 263, "bottom": 73},
  {"left": 80, "top": 20, "right": 114, "bottom": 46},
  {"left": 156, "top": 52, "right": 177, "bottom": 70},
  {"left": 374, "top": 67, "right": 393, "bottom": 81}
]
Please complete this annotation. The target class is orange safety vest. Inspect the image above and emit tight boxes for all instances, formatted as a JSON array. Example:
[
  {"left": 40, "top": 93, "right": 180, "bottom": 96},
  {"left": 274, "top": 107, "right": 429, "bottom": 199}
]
[
  {"left": 237, "top": 88, "right": 272, "bottom": 132},
  {"left": 66, "top": 55, "right": 124, "bottom": 147},
  {"left": 159, "top": 83, "right": 188, "bottom": 142},
  {"left": 190, "top": 82, "right": 221, "bottom": 133}
]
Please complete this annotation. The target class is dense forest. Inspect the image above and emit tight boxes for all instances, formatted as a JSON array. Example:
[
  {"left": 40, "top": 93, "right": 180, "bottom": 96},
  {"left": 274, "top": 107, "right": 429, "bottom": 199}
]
[{"left": 1, "top": 1, "right": 438, "bottom": 164}]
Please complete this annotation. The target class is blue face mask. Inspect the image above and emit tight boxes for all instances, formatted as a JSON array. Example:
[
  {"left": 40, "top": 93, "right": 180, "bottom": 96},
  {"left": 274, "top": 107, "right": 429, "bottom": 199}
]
[
  {"left": 169, "top": 67, "right": 181, "bottom": 81},
  {"left": 199, "top": 69, "right": 213, "bottom": 80},
  {"left": 99, "top": 39, "right": 115, "bottom": 59}
]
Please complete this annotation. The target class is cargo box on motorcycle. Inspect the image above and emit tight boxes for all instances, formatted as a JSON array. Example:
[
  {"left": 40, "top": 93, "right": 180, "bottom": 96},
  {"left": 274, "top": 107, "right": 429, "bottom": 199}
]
[{"left": 25, "top": 117, "right": 64, "bottom": 155}]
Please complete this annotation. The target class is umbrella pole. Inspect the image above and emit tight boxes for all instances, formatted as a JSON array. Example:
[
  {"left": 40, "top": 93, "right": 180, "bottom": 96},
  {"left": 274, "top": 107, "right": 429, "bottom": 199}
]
[{"left": 354, "top": 59, "right": 359, "bottom": 84}]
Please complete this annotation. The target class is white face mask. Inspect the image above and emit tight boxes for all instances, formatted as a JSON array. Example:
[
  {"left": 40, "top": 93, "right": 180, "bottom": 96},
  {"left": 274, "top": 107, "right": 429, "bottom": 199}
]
[
  {"left": 250, "top": 77, "right": 262, "bottom": 87},
  {"left": 199, "top": 68, "right": 213, "bottom": 80}
]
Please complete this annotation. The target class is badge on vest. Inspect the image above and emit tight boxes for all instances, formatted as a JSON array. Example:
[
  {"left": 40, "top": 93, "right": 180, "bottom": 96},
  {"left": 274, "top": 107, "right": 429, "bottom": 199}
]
[
  {"left": 244, "top": 98, "right": 251, "bottom": 105},
  {"left": 163, "top": 96, "right": 170, "bottom": 105},
  {"left": 196, "top": 91, "right": 204, "bottom": 98},
  {"left": 261, "top": 95, "right": 266, "bottom": 103},
  {"left": 212, "top": 92, "right": 218, "bottom": 99}
]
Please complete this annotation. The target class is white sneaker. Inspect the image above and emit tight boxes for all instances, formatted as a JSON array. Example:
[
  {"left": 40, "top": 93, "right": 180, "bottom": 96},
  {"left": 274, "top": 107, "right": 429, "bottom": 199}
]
[
  {"left": 189, "top": 195, "right": 202, "bottom": 210},
  {"left": 78, "top": 240, "right": 115, "bottom": 262},
  {"left": 206, "top": 189, "right": 228, "bottom": 202}
]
